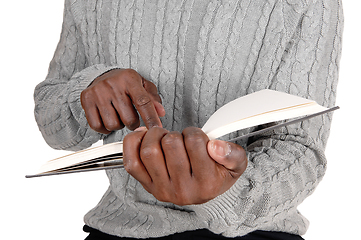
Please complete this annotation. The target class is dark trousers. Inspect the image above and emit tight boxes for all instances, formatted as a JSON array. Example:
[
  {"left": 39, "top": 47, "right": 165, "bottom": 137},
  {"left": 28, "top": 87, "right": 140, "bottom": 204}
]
[{"left": 84, "top": 225, "right": 305, "bottom": 240}]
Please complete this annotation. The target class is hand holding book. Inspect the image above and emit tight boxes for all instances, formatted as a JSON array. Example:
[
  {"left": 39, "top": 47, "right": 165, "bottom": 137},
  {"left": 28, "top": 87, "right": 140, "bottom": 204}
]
[
  {"left": 26, "top": 89, "right": 339, "bottom": 178},
  {"left": 122, "top": 126, "right": 247, "bottom": 205}
]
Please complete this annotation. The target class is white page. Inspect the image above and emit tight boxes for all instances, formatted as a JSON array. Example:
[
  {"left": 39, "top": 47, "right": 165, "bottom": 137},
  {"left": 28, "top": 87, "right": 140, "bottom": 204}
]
[
  {"left": 38, "top": 142, "right": 123, "bottom": 173},
  {"left": 202, "top": 89, "right": 327, "bottom": 139}
]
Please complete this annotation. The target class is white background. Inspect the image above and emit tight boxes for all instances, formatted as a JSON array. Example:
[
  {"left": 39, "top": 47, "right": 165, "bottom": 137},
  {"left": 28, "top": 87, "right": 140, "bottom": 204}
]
[{"left": 1, "top": 1, "right": 360, "bottom": 239}]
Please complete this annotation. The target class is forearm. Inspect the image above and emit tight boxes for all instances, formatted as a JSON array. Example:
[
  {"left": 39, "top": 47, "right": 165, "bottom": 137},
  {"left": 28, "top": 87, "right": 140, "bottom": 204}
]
[
  {"left": 33, "top": 0, "right": 120, "bottom": 151},
  {"left": 188, "top": 0, "right": 343, "bottom": 236},
  {"left": 34, "top": 64, "right": 119, "bottom": 151}
]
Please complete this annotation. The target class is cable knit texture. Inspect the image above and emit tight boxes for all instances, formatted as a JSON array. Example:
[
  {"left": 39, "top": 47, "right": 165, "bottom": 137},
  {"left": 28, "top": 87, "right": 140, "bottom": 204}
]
[{"left": 34, "top": 0, "right": 343, "bottom": 238}]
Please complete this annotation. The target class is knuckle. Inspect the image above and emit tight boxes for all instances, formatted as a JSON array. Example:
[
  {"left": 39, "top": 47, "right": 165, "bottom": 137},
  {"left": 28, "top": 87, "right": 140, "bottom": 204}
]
[
  {"left": 102, "top": 78, "right": 114, "bottom": 88},
  {"left": 89, "top": 121, "right": 103, "bottom": 132},
  {"left": 104, "top": 120, "right": 122, "bottom": 131},
  {"left": 123, "top": 131, "right": 143, "bottom": 144},
  {"left": 80, "top": 90, "right": 87, "bottom": 99},
  {"left": 135, "top": 94, "right": 152, "bottom": 107},
  {"left": 140, "top": 146, "right": 162, "bottom": 160},
  {"left": 148, "top": 126, "right": 168, "bottom": 135},
  {"left": 122, "top": 69, "right": 141, "bottom": 83},
  {"left": 183, "top": 129, "right": 206, "bottom": 145},
  {"left": 162, "top": 132, "right": 182, "bottom": 148},
  {"left": 81, "top": 90, "right": 93, "bottom": 102},
  {"left": 123, "top": 132, "right": 133, "bottom": 143},
  {"left": 123, "top": 116, "right": 140, "bottom": 130},
  {"left": 123, "top": 158, "right": 141, "bottom": 174},
  {"left": 123, "top": 68, "right": 139, "bottom": 77}
]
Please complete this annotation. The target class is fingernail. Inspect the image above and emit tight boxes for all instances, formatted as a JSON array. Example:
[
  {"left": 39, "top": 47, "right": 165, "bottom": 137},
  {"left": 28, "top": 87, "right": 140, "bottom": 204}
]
[
  {"left": 134, "top": 126, "right": 147, "bottom": 132},
  {"left": 210, "top": 140, "right": 231, "bottom": 157}
]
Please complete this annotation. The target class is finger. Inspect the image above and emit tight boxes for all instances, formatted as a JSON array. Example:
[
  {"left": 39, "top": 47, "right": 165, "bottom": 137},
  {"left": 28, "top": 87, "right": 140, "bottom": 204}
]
[
  {"left": 142, "top": 78, "right": 165, "bottom": 117},
  {"left": 140, "top": 127, "right": 169, "bottom": 182},
  {"left": 129, "top": 88, "right": 162, "bottom": 129},
  {"left": 81, "top": 100, "right": 111, "bottom": 135},
  {"left": 207, "top": 140, "right": 248, "bottom": 176},
  {"left": 161, "top": 131, "right": 192, "bottom": 183},
  {"left": 182, "top": 127, "right": 216, "bottom": 179},
  {"left": 94, "top": 71, "right": 140, "bottom": 130},
  {"left": 142, "top": 78, "right": 162, "bottom": 103},
  {"left": 153, "top": 100, "right": 166, "bottom": 118},
  {"left": 127, "top": 78, "right": 162, "bottom": 129},
  {"left": 123, "top": 129, "right": 152, "bottom": 189},
  {"left": 97, "top": 100, "right": 125, "bottom": 132},
  {"left": 81, "top": 90, "right": 110, "bottom": 134},
  {"left": 111, "top": 92, "right": 140, "bottom": 131}
]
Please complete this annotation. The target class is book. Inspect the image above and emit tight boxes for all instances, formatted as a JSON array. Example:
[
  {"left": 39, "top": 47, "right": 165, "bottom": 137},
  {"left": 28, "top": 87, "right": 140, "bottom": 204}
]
[{"left": 26, "top": 89, "right": 339, "bottom": 178}]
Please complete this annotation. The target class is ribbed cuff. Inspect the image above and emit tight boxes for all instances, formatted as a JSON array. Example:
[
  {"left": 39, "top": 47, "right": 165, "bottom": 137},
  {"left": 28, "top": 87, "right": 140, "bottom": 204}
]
[{"left": 187, "top": 176, "right": 250, "bottom": 232}]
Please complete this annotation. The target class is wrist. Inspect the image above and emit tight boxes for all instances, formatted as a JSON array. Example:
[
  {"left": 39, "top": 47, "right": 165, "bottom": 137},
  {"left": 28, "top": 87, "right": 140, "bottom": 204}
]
[{"left": 87, "top": 67, "right": 123, "bottom": 88}]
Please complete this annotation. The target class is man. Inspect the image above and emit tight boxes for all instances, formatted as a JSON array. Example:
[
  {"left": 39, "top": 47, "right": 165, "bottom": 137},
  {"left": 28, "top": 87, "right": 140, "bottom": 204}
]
[{"left": 34, "top": 0, "right": 343, "bottom": 239}]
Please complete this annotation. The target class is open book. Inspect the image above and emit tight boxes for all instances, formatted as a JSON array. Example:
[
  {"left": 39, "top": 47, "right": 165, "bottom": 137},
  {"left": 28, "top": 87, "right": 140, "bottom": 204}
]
[{"left": 26, "top": 89, "right": 339, "bottom": 178}]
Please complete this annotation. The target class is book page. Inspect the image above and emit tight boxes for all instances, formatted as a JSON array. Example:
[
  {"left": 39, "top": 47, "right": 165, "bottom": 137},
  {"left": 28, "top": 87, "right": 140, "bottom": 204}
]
[
  {"left": 202, "top": 89, "right": 327, "bottom": 139},
  {"left": 38, "top": 142, "right": 123, "bottom": 173}
]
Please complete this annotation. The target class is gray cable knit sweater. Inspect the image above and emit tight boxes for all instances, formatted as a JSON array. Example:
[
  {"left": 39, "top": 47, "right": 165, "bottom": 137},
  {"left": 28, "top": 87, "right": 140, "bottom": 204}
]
[{"left": 34, "top": 0, "right": 343, "bottom": 238}]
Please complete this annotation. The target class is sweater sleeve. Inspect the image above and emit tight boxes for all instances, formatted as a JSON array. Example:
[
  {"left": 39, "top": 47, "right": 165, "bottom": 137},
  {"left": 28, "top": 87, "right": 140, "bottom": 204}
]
[
  {"left": 34, "top": 0, "right": 119, "bottom": 151},
  {"left": 188, "top": 0, "right": 343, "bottom": 236}
]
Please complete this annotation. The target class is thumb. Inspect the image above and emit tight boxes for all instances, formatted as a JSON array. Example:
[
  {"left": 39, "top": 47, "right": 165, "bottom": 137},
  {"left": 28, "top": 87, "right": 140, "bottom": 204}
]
[{"left": 207, "top": 140, "right": 248, "bottom": 174}]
